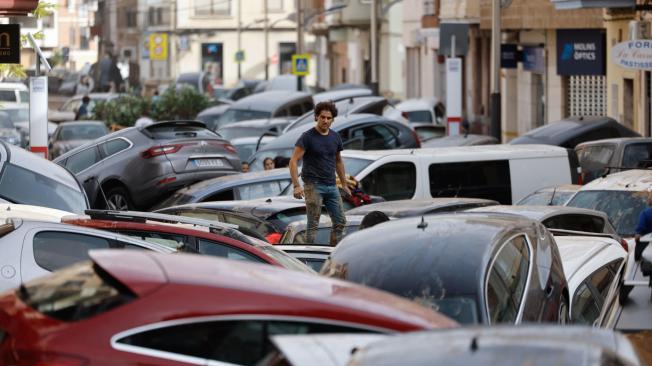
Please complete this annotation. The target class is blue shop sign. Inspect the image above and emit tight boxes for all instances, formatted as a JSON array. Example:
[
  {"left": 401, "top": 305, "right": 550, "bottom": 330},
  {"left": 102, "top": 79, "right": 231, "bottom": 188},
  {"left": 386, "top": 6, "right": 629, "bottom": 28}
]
[{"left": 523, "top": 47, "right": 545, "bottom": 74}]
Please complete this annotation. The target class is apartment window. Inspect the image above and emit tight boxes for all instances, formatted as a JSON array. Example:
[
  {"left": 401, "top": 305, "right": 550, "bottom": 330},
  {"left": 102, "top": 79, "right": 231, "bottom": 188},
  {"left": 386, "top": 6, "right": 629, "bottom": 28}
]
[
  {"left": 126, "top": 9, "right": 137, "bottom": 28},
  {"left": 69, "top": 28, "right": 76, "bottom": 46},
  {"left": 268, "top": 0, "right": 283, "bottom": 12},
  {"left": 194, "top": 0, "right": 231, "bottom": 16}
]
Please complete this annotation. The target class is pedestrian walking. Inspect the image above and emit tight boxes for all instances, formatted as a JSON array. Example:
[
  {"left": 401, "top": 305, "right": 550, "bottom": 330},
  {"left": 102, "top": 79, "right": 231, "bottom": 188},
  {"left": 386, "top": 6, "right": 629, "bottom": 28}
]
[
  {"left": 635, "top": 189, "right": 652, "bottom": 260},
  {"left": 289, "top": 101, "right": 350, "bottom": 246},
  {"left": 75, "top": 95, "right": 91, "bottom": 120}
]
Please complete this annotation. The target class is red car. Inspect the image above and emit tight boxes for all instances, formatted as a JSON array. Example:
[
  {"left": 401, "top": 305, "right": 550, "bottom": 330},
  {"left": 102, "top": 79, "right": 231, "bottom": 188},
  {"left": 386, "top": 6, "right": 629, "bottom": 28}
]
[
  {"left": 62, "top": 215, "right": 312, "bottom": 272},
  {"left": 0, "top": 250, "right": 455, "bottom": 365}
]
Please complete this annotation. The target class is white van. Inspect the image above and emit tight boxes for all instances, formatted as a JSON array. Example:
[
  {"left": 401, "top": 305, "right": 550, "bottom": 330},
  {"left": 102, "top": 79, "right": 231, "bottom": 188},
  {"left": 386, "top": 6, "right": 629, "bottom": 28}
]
[{"left": 343, "top": 144, "right": 579, "bottom": 204}]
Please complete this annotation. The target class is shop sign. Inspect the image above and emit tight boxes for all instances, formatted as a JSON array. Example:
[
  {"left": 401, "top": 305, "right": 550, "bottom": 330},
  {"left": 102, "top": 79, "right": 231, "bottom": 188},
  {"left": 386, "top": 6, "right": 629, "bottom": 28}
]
[
  {"left": 612, "top": 40, "right": 652, "bottom": 70},
  {"left": 557, "top": 29, "right": 605, "bottom": 75}
]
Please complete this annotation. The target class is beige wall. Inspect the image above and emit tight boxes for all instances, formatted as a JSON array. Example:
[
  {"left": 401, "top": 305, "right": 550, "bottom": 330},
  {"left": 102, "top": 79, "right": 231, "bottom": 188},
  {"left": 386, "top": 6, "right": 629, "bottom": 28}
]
[
  {"left": 440, "top": 0, "right": 480, "bottom": 20},
  {"left": 479, "top": 0, "right": 602, "bottom": 29}
]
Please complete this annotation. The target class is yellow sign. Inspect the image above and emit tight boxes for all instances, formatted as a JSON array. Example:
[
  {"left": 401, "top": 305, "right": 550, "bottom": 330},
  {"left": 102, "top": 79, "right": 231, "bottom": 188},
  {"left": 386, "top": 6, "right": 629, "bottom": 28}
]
[
  {"left": 291, "top": 54, "right": 310, "bottom": 76},
  {"left": 149, "top": 33, "right": 168, "bottom": 60}
]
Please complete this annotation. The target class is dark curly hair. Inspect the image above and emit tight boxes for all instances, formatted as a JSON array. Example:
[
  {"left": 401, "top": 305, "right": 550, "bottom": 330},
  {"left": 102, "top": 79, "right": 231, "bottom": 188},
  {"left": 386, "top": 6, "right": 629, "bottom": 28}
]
[{"left": 314, "top": 100, "right": 338, "bottom": 121}]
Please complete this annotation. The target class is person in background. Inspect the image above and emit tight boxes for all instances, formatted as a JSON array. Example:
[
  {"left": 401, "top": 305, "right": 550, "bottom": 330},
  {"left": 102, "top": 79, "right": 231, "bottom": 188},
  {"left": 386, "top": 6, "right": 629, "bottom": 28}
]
[
  {"left": 76, "top": 75, "right": 94, "bottom": 95},
  {"left": 75, "top": 95, "right": 91, "bottom": 120},
  {"left": 263, "top": 157, "right": 275, "bottom": 171},
  {"left": 635, "top": 189, "right": 652, "bottom": 261},
  {"left": 134, "top": 110, "right": 154, "bottom": 128},
  {"left": 241, "top": 162, "right": 250, "bottom": 173}
]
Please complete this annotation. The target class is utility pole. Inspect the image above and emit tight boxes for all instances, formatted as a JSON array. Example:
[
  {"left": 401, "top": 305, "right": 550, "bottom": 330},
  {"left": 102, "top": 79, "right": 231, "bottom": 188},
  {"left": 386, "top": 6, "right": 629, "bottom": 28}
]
[
  {"left": 237, "top": 0, "right": 242, "bottom": 80},
  {"left": 264, "top": 0, "right": 269, "bottom": 80},
  {"left": 490, "top": 0, "right": 501, "bottom": 142},
  {"left": 370, "top": 0, "right": 378, "bottom": 95},
  {"left": 296, "top": 0, "right": 304, "bottom": 91}
]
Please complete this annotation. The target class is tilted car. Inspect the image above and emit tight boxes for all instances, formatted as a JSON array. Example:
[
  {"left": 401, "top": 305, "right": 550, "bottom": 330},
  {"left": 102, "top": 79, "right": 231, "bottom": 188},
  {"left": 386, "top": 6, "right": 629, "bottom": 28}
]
[
  {"left": 217, "top": 90, "right": 314, "bottom": 127},
  {"left": 322, "top": 213, "right": 569, "bottom": 325},
  {"left": 0, "top": 250, "right": 456, "bottom": 365},
  {"left": 48, "top": 120, "right": 109, "bottom": 159},
  {"left": 53, "top": 120, "right": 240, "bottom": 210}
]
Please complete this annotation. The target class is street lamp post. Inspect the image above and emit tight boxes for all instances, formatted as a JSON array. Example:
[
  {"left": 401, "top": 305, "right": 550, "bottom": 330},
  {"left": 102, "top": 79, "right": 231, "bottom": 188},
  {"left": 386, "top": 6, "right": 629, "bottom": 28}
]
[
  {"left": 370, "top": 0, "right": 378, "bottom": 95},
  {"left": 264, "top": 0, "right": 269, "bottom": 80},
  {"left": 296, "top": 0, "right": 304, "bottom": 91},
  {"left": 490, "top": 0, "right": 501, "bottom": 142},
  {"left": 237, "top": 0, "right": 242, "bottom": 80}
]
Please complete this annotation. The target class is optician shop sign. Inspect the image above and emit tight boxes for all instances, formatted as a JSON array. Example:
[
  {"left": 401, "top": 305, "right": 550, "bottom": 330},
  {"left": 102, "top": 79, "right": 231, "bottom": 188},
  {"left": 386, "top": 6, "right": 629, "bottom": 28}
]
[
  {"left": 612, "top": 40, "right": 652, "bottom": 70},
  {"left": 557, "top": 29, "right": 605, "bottom": 76}
]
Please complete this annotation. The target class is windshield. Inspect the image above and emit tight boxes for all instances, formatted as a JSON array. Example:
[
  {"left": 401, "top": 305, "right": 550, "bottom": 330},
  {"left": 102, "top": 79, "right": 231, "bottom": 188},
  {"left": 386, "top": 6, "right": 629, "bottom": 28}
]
[
  {"left": 343, "top": 157, "right": 373, "bottom": 176},
  {"left": 3, "top": 108, "right": 28, "bottom": 122},
  {"left": 427, "top": 297, "right": 479, "bottom": 324},
  {"left": 405, "top": 110, "right": 433, "bottom": 123},
  {"left": 218, "top": 109, "right": 271, "bottom": 125},
  {"left": 566, "top": 190, "right": 648, "bottom": 237},
  {"left": 59, "top": 125, "right": 108, "bottom": 141},
  {"left": 256, "top": 245, "right": 316, "bottom": 273},
  {"left": 0, "top": 163, "right": 87, "bottom": 214},
  {"left": 218, "top": 126, "right": 265, "bottom": 140},
  {"left": 516, "top": 191, "right": 574, "bottom": 206}
]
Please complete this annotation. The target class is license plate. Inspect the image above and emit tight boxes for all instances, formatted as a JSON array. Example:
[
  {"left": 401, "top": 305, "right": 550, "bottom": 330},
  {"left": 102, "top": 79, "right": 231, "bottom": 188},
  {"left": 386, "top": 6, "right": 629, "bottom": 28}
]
[{"left": 193, "top": 158, "right": 225, "bottom": 167}]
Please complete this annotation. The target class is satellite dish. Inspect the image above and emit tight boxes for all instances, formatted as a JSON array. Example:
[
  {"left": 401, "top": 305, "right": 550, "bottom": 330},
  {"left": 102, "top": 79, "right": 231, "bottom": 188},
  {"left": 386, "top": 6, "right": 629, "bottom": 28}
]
[{"left": 501, "top": 0, "right": 513, "bottom": 8}]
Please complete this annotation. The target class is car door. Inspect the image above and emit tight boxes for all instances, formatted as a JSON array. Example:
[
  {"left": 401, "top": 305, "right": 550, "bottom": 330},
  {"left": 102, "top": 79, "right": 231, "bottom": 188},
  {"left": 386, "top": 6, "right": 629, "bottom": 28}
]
[
  {"left": 570, "top": 259, "right": 623, "bottom": 327},
  {"left": 63, "top": 145, "right": 103, "bottom": 204}
]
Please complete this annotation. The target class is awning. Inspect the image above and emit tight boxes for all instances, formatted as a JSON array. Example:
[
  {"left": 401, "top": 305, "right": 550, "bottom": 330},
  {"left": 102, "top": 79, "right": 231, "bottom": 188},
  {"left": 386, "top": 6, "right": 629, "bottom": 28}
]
[{"left": 550, "top": 0, "right": 635, "bottom": 9}]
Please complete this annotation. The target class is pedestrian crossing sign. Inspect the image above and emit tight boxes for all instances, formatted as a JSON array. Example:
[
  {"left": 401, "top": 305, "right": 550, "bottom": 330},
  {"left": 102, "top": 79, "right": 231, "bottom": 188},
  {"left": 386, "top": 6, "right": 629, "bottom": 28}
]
[{"left": 292, "top": 54, "right": 310, "bottom": 76}]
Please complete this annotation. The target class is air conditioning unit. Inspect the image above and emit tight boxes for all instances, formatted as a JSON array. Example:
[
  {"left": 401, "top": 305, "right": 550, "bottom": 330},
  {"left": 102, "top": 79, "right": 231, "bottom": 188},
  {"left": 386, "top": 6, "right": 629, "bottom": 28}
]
[{"left": 629, "top": 20, "right": 651, "bottom": 40}]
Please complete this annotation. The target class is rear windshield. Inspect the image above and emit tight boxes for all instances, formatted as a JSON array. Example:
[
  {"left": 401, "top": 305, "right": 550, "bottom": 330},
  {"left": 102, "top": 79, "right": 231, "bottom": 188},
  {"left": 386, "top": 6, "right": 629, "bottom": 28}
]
[
  {"left": 17, "top": 261, "right": 136, "bottom": 322},
  {"left": 60, "top": 124, "right": 108, "bottom": 141},
  {"left": 0, "top": 163, "right": 87, "bottom": 214},
  {"left": 144, "top": 124, "right": 219, "bottom": 140},
  {"left": 405, "top": 110, "right": 433, "bottom": 123},
  {"left": 218, "top": 109, "right": 271, "bottom": 125},
  {"left": 566, "top": 190, "right": 647, "bottom": 237}
]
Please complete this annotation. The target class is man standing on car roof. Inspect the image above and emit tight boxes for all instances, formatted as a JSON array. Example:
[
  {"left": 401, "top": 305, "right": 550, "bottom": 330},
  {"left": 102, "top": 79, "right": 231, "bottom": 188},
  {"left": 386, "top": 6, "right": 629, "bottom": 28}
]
[
  {"left": 289, "top": 101, "right": 350, "bottom": 246},
  {"left": 635, "top": 190, "right": 652, "bottom": 261}
]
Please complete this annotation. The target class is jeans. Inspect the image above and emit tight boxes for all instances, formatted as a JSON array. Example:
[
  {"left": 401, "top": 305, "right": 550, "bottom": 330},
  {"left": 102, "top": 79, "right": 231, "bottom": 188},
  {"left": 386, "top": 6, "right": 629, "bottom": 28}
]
[{"left": 304, "top": 182, "right": 346, "bottom": 246}]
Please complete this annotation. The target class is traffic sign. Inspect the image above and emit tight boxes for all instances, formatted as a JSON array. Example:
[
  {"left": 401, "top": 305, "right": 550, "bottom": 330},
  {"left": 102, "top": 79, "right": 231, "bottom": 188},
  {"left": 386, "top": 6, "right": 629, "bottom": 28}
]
[
  {"left": 149, "top": 33, "right": 168, "bottom": 61},
  {"left": 291, "top": 54, "right": 310, "bottom": 76},
  {"left": 235, "top": 50, "right": 245, "bottom": 63}
]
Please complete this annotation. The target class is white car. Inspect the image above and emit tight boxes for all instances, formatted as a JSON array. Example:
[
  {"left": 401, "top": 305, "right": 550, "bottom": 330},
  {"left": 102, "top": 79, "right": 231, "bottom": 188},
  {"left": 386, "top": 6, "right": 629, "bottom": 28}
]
[
  {"left": 0, "top": 217, "right": 174, "bottom": 292},
  {"left": 0, "top": 82, "right": 28, "bottom": 104},
  {"left": 0, "top": 203, "right": 74, "bottom": 222},
  {"left": 384, "top": 97, "right": 443, "bottom": 125},
  {"left": 275, "top": 245, "right": 334, "bottom": 272},
  {"left": 554, "top": 236, "right": 627, "bottom": 328}
]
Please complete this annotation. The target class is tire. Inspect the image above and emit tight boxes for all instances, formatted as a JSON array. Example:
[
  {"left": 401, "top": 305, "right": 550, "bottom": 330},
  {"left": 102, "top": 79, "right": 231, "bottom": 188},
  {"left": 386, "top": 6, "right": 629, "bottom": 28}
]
[
  {"left": 103, "top": 186, "right": 133, "bottom": 211},
  {"left": 558, "top": 297, "right": 570, "bottom": 325}
]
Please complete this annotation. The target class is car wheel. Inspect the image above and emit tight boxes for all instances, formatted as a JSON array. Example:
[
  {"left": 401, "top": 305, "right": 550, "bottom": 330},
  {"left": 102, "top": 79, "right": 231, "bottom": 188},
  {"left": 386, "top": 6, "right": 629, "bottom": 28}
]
[
  {"left": 104, "top": 187, "right": 133, "bottom": 211},
  {"left": 558, "top": 297, "right": 570, "bottom": 325}
]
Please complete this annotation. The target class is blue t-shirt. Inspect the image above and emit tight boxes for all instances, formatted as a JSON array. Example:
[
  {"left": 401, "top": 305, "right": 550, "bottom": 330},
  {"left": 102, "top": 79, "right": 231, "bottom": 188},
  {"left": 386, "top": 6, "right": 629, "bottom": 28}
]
[
  {"left": 636, "top": 207, "right": 652, "bottom": 235},
  {"left": 295, "top": 128, "right": 343, "bottom": 186}
]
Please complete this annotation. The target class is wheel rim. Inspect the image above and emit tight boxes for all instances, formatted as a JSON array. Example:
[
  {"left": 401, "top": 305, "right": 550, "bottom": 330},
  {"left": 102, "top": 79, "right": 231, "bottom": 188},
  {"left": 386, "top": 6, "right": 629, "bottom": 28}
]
[{"left": 107, "top": 194, "right": 129, "bottom": 210}]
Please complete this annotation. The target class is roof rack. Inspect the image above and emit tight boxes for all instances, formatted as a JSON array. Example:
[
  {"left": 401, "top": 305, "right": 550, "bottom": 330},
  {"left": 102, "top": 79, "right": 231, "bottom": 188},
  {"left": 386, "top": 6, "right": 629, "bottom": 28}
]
[{"left": 85, "top": 209, "right": 265, "bottom": 246}]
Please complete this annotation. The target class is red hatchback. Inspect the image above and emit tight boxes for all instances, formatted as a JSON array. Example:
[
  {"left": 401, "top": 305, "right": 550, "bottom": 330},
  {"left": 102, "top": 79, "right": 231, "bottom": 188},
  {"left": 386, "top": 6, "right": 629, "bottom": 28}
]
[
  {"left": 63, "top": 216, "right": 312, "bottom": 272},
  {"left": 0, "top": 250, "right": 455, "bottom": 365}
]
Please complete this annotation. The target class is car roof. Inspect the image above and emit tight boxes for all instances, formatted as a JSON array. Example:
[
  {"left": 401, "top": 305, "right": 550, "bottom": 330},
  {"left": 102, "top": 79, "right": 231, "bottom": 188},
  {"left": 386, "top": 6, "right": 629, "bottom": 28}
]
[
  {"left": 333, "top": 213, "right": 540, "bottom": 296},
  {"left": 260, "top": 114, "right": 402, "bottom": 152},
  {"left": 466, "top": 205, "right": 608, "bottom": 221},
  {"left": 533, "top": 184, "right": 582, "bottom": 193},
  {"left": 421, "top": 134, "right": 498, "bottom": 147},
  {"left": 395, "top": 98, "right": 437, "bottom": 111},
  {"left": 58, "top": 120, "right": 106, "bottom": 127},
  {"left": 554, "top": 236, "right": 626, "bottom": 289},
  {"left": 218, "top": 118, "right": 291, "bottom": 129},
  {"left": 576, "top": 137, "right": 652, "bottom": 148},
  {"left": 161, "top": 196, "right": 306, "bottom": 218},
  {"left": 510, "top": 117, "right": 639, "bottom": 146},
  {"left": 347, "top": 198, "right": 498, "bottom": 217},
  {"left": 171, "top": 168, "right": 290, "bottom": 194},
  {"left": 577, "top": 169, "right": 652, "bottom": 191},
  {"left": 228, "top": 90, "right": 312, "bottom": 112},
  {"left": 313, "top": 88, "right": 373, "bottom": 103},
  {"left": 342, "top": 143, "right": 569, "bottom": 160},
  {"left": 0, "top": 204, "right": 74, "bottom": 222},
  {"left": 90, "top": 250, "right": 456, "bottom": 328}
]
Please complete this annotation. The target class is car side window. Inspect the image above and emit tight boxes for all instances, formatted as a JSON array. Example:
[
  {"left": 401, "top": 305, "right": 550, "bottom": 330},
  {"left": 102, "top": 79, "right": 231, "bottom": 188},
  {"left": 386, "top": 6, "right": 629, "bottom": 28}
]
[
  {"left": 99, "top": 138, "right": 130, "bottom": 158},
  {"left": 197, "top": 239, "right": 264, "bottom": 262},
  {"left": 289, "top": 104, "right": 303, "bottom": 117},
  {"left": 65, "top": 146, "right": 101, "bottom": 174},
  {"left": 115, "top": 319, "right": 370, "bottom": 365},
  {"left": 236, "top": 181, "right": 284, "bottom": 200},
  {"left": 33, "top": 231, "right": 112, "bottom": 271},
  {"left": 571, "top": 282, "right": 601, "bottom": 325},
  {"left": 363, "top": 124, "right": 398, "bottom": 150},
  {"left": 486, "top": 235, "right": 530, "bottom": 324},
  {"left": 429, "top": 160, "right": 512, "bottom": 204},
  {"left": 116, "top": 230, "right": 187, "bottom": 251},
  {"left": 203, "top": 189, "right": 235, "bottom": 201},
  {"left": 302, "top": 102, "right": 314, "bottom": 113},
  {"left": 360, "top": 162, "right": 416, "bottom": 201},
  {"left": 542, "top": 214, "right": 605, "bottom": 233}
]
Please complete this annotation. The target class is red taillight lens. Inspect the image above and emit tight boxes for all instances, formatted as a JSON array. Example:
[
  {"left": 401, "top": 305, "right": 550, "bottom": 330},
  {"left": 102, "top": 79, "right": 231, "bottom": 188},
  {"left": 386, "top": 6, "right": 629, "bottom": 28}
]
[
  {"left": 224, "top": 144, "right": 237, "bottom": 154},
  {"left": 141, "top": 144, "right": 183, "bottom": 159},
  {"left": 620, "top": 239, "right": 629, "bottom": 252},
  {"left": 578, "top": 172, "right": 584, "bottom": 185},
  {"left": 265, "top": 232, "right": 282, "bottom": 244},
  {"left": 411, "top": 129, "right": 421, "bottom": 148}
]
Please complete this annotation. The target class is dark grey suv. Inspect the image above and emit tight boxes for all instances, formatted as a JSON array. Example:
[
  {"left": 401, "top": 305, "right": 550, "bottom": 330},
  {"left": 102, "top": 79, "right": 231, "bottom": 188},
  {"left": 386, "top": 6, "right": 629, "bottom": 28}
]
[{"left": 54, "top": 120, "right": 240, "bottom": 210}]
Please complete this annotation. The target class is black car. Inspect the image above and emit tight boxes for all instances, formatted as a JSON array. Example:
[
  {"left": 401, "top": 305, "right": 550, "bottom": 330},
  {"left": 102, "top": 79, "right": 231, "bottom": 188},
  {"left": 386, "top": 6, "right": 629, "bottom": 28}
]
[
  {"left": 321, "top": 212, "right": 569, "bottom": 325},
  {"left": 249, "top": 114, "right": 420, "bottom": 171},
  {"left": 509, "top": 116, "right": 640, "bottom": 149},
  {"left": 54, "top": 120, "right": 241, "bottom": 210},
  {"left": 156, "top": 196, "right": 319, "bottom": 244}
]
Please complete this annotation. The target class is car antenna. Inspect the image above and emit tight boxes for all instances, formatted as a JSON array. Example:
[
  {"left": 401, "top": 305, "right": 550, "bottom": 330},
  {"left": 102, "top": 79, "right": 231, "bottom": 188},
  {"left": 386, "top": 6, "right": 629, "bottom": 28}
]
[
  {"left": 417, "top": 216, "right": 428, "bottom": 230},
  {"left": 85, "top": 176, "right": 110, "bottom": 209},
  {"left": 548, "top": 186, "right": 558, "bottom": 206}
]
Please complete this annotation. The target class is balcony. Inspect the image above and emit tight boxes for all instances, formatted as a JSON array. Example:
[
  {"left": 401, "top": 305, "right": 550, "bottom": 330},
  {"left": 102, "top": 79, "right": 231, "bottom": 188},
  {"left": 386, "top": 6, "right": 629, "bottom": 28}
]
[{"left": 550, "top": 0, "right": 635, "bottom": 9}]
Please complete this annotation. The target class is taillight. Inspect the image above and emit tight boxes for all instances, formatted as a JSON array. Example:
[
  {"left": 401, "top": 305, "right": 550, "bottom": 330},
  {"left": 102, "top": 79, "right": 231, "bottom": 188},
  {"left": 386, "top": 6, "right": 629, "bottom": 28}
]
[
  {"left": 578, "top": 172, "right": 584, "bottom": 185},
  {"left": 265, "top": 232, "right": 282, "bottom": 244},
  {"left": 141, "top": 144, "right": 182, "bottom": 158},
  {"left": 620, "top": 239, "right": 629, "bottom": 252},
  {"left": 224, "top": 143, "right": 237, "bottom": 154},
  {"left": 411, "top": 129, "right": 421, "bottom": 148},
  {"left": 12, "top": 351, "right": 89, "bottom": 366}
]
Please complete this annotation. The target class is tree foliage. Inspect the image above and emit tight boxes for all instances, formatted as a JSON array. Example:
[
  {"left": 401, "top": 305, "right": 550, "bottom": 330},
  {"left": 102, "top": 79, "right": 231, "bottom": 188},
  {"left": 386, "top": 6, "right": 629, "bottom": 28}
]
[
  {"left": 91, "top": 95, "right": 148, "bottom": 127},
  {"left": 151, "top": 84, "right": 209, "bottom": 121}
]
